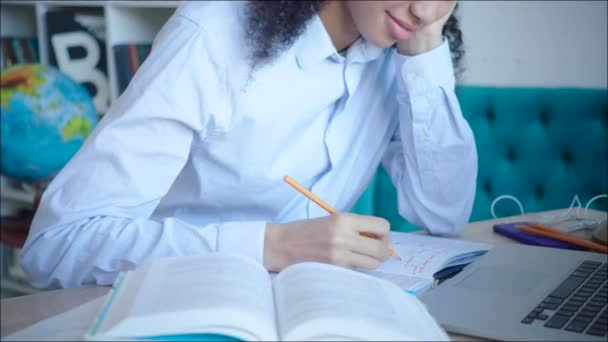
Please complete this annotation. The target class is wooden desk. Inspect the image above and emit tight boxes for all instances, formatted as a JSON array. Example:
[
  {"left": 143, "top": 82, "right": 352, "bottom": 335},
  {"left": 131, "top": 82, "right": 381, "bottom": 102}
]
[{"left": 2, "top": 208, "right": 606, "bottom": 340}]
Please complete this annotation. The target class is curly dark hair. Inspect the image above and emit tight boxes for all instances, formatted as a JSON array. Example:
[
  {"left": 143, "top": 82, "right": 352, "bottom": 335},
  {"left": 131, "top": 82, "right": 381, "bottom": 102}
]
[
  {"left": 245, "top": 1, "right": 465, "bottom": 77},
  {"left": 442, "top": 3, "right": 465, "bottom": 77},
  {"left": 245, "top": 0, "right": 326, "bottom": 74}
]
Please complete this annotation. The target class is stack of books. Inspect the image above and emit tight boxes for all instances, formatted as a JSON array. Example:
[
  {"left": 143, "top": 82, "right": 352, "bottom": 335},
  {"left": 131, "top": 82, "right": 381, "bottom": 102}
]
[
  {"left": 0, "top": 37, "right": 39, "bottom": 69},
  {"left": 113, "top": 43, "right": 152, "bottom": 94}
]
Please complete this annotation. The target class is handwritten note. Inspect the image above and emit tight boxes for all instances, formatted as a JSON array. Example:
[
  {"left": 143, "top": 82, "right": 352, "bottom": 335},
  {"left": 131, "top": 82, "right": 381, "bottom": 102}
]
[{"left": 375, "top": 233, "right": 492, "bottom": 279}]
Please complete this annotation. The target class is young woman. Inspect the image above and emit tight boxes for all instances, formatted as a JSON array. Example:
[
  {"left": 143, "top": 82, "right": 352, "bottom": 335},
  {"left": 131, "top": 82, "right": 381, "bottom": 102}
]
[{"left": 21, "top": 0, "right": 477, "bottom": 288}]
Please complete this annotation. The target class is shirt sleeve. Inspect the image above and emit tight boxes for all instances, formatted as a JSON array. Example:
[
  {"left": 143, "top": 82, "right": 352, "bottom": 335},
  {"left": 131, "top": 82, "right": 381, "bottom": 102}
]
[
  {"left": 19, "top": 14, "right": 267, "bottom": 289},
  {"left": 381, "top": 39, "right": 478, "bottom": 236}
]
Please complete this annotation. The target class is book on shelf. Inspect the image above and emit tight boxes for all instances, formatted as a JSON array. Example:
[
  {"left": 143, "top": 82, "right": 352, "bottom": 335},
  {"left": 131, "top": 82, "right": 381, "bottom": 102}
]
[
  {"left": 45, "top": 10, "right": 110, "bottom": 114},
  {"left": 363, "top": 232, "right": 492, "bottom": 294},
  {"left": 137, "top": 44, "right": 152, "bottom": 66},
  {"left": 112, "top": 43, "right": 152, "bottom": 94},
  {"left": 0, "top": 37, "right": 39, "bottom": 69},
  {"left": 85, "top": 253, "right": 449, "bottom": 341}
]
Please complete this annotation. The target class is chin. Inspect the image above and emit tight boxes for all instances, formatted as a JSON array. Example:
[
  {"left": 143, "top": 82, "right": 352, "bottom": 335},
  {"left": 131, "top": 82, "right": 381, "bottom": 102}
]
[
  {"left": 375, "top": 38, "right": 397, "bottom": 49},
  {"left": 364, "top": 33, "right": 395, "bottom": 49},
  {"left": 364, "top": 29, "right": 397, "bottom": 49}
]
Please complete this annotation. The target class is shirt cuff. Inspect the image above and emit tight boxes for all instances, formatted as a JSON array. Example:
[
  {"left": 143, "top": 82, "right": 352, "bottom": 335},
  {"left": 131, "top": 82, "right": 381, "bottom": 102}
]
[
  {"left": 217, "top": 221, "right": 267, "bottom": 265},
  {"left": 393, "top": 38, "right": 456, "bottom": 95}
]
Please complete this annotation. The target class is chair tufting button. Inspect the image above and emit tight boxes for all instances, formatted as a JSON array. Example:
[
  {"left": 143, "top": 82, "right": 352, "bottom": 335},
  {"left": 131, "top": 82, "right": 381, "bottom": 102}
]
[
  {"left": 483, "top": 180, "right": 493, "bottom": 194},
  {"left": 561, "top": 150, "right": 573, "bottom": 164},
  {"left": 535, "top": 185, "right": 545, "bottom": 199},
  {"left": 486, "top": 109, "right": 495, "bottom": 124},
  {"left": 539, "top": 110, "right": 550, "bottom": 127},
  {"left": 506, "top": 146, "right": 517, "bottom": 162}
]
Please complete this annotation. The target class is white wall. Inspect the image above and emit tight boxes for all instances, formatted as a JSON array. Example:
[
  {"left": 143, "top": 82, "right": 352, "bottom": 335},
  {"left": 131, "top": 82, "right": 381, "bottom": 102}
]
[{"left": 458, "top": 1, "right": 607, "bottom": 88}]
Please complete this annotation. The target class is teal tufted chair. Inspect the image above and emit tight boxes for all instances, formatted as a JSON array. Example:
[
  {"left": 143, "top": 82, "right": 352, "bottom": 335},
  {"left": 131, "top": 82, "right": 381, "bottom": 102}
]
[{"left": 352, "top": 86, "right": 608, "bottom": 232}]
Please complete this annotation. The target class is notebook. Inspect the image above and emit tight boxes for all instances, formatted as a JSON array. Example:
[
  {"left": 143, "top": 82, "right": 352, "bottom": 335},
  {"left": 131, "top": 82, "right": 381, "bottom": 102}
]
[
  {"left": 363, "top": 232, "right": 492, "bottom": 294},
  {"left": 85, "top": 253, "right": 449, "bottom": 341}
]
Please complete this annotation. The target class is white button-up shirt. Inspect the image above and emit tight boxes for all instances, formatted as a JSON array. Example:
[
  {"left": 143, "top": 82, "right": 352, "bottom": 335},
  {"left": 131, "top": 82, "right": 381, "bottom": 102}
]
[{"left": 21, "top": 1, "right": 477, "bottom": 289}]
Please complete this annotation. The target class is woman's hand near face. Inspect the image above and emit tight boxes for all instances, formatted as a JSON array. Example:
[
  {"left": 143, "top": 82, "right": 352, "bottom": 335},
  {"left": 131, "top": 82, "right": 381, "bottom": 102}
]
[
  {"left": 396, "top": 0, "right": 457, "bottom": 56},
  {"left": 263, "top": 213, "right": 391, "bottom": 272}
]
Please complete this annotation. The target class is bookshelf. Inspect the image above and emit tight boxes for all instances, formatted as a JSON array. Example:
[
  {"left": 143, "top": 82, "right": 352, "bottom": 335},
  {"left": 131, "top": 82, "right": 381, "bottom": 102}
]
[
  {"left": 1, "top": 0, "right": 180, "bottom": 104},
  {"left": 0, "top": 0, "right": 180, "bottom": 297}
]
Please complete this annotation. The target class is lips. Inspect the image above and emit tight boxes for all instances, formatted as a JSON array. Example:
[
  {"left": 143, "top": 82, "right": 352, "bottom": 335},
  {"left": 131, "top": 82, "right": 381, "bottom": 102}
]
[
  {"left": 387, "top": 12, "right": 416, "bottom": 32},
  {"left": 386, "top": 11, "right": 415, "bottom": 40}
]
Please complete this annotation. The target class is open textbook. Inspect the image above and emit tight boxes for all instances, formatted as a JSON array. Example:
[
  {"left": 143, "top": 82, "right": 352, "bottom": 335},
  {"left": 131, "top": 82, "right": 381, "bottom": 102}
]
[
  {"left": 363, "top": 232, "right": 492, "bottom": 294},
  {"left": 85, "top": 254, "right": 448, "bottom": 341}
]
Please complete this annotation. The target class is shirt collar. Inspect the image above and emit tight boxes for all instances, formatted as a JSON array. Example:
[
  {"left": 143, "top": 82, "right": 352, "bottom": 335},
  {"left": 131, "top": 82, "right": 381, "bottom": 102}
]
[
  {"left": 345, "top": 37, "right": 385, "bottom": 64},
  {"left": 294, "top": 15, "right": 337, "bottom": 70},
  {"left": 294, "top": 15, "right": 385, "bottom": 70}
]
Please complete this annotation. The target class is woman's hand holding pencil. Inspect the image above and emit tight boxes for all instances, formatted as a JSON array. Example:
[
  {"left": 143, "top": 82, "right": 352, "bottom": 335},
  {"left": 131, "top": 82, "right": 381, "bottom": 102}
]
[{"left": 262, "top": 176, "right": 399, "bottom": 273}]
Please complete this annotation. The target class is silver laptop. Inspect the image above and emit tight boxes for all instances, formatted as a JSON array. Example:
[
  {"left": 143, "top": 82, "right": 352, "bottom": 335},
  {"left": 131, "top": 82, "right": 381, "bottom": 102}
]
[{"left": 421, "top": 244, "right": 607, "bottom": 341}]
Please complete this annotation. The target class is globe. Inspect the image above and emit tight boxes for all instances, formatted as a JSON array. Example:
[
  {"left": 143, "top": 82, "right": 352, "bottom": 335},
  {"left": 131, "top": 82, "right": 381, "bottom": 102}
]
[{"left": 1, "top": 64, "right": 98, "bottom": 183}]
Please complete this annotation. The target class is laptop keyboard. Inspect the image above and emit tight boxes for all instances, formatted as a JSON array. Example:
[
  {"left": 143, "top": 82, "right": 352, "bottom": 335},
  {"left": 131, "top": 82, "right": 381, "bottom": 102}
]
[{"left": 522, "top": 260, "right": 607, "bottom": 337}]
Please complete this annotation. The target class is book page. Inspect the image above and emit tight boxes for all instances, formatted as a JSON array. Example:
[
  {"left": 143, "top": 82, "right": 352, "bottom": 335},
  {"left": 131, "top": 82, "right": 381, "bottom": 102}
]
[
  {"left": 272, "top": 262, "right": 446, "bottom": 341},
  {"left": 362, "top": 270, "right": 432, "bottom": 294},
  {"left": 94, "top": 254, "right": 277, "bottom": 341},
  {"left": 367, "top": 232, "right": 492, "bottom": 280}
]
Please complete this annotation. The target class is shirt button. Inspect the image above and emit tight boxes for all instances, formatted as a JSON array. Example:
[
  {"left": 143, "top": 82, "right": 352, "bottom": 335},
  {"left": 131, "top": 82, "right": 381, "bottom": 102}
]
[{"left": 404, "top": 71, "right": 417, "bottom": 81}]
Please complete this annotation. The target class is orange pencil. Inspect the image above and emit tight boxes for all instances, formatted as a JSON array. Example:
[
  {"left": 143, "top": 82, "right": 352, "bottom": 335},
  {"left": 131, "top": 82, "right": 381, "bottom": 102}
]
[
  {"left": 283, "top": 175, "right": 400, "bottom": 259},
  {"left": 516, "top": 223, "right": 608, "bottom": 254}
]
